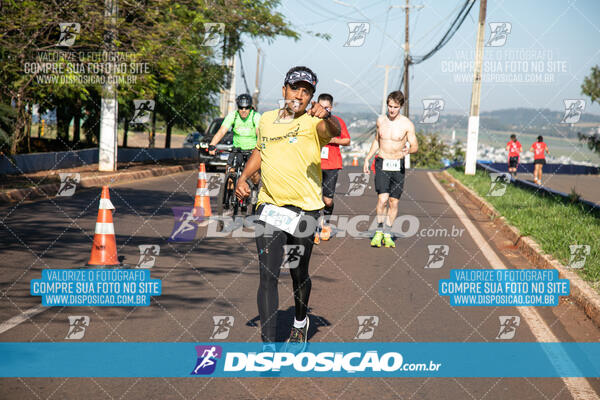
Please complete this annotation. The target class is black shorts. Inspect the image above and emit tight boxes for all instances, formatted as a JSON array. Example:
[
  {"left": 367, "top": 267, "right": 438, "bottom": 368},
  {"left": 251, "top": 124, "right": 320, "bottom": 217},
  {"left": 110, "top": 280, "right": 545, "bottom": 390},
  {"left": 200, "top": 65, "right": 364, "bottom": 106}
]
[
  {"left": 508, "top": 156, "right": 519, "bottom": 168},
  {"left": 227, "top": 148, "right": 252, "bottom": 169},
  {"left": 534, "top": 158, "right": 546, "bottom": 165},
  {"left": 374, "top": 157, "right": 405, "bottom": 199},
  {"left": 321, "top": 169, "right": 339, "bottom": 198}
]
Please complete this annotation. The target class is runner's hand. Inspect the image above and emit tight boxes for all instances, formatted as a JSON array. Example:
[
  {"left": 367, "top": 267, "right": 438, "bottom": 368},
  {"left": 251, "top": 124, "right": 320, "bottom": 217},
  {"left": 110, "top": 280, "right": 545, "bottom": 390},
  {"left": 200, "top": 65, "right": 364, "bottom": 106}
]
[
  {"left": 209, "top": 149, "right": 216, "bottom": 156},
  {"left": 308, "top": 101, "right": 329, "bottom": 119},
  {"left": 363, "top": 161, "right": 370, "bottom": 174},
  {"left": 236, "top": 180, "right": 251, "bottom": 200}
]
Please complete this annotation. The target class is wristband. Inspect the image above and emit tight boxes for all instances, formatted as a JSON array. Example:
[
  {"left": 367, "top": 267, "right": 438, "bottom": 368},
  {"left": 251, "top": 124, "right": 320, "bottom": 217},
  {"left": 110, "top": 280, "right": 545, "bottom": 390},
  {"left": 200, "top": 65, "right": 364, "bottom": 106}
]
[
  {"left": 208, "top": 145, "right": 216, "bottom": 151},
  {"left": 323, "top": 107, "right": 332, "bottom": 120}
]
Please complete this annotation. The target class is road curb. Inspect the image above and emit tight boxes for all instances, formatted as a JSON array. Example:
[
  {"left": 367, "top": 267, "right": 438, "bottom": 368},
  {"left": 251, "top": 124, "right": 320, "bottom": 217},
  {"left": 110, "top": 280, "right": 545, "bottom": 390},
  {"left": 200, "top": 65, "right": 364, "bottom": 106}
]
[
  {"left": 0, "top": 162, "right": 198, "bottom": 205},
  {"left": 438, "top": 170, "right": 600, "bottom": 329}
]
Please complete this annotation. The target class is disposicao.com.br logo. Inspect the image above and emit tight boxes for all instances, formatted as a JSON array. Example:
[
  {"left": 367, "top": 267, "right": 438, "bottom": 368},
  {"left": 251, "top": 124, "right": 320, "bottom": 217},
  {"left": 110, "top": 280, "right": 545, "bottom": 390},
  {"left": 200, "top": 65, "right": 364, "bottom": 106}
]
[{"left": 191, "top": 344, "right": 442, "bottom": 376}]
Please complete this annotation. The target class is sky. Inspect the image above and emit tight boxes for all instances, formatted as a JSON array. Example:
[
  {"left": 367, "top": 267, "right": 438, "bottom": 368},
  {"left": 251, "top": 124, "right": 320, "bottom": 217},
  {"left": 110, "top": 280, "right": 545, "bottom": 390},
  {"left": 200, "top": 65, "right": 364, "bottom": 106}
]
[{"left": 236, "top": 0, "right": 600, "bottom": 116}]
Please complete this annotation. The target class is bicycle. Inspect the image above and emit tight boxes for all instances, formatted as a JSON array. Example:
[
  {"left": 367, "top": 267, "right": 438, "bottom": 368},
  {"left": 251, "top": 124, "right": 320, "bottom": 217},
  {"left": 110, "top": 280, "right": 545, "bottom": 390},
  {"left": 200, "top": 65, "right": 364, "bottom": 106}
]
[{"left": 216, "top": 148, "right": 259, "bottom": 224}]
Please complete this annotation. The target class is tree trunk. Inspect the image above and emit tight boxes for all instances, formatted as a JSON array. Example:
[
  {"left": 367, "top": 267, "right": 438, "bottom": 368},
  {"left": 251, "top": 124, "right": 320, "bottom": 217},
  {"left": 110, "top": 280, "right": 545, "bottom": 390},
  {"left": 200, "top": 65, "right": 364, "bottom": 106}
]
[
  {"left": 56, "top": 102, "right": 72, "bottom": 147},
  {"left": 73, "top": 99, "right": 81, "bottom": 146},
  {"left": 150, "top": 102, "right": 156, "bottom": 148},
  {"left": 123, "top": 118, "right": 129, "bottom": 147},
  {"left": 165, "top": 120, "right": 172, "bottom": 148},
  {"left": 26, "top": 105, "right": 32, "bottom": 152},
  {"left": 10, "top": 95, "right": 26, "bottom": 155}
]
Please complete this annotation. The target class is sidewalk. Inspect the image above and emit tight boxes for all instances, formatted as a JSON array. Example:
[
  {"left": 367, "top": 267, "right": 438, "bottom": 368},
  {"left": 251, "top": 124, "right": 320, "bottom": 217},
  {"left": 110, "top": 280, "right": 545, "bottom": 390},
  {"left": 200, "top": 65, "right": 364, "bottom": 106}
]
[
  {"left": 0, "top": 159, "right": 197, "bottom": 204},
  {"left": 517, "top": 172, "right": 600, "bottom": 204}
]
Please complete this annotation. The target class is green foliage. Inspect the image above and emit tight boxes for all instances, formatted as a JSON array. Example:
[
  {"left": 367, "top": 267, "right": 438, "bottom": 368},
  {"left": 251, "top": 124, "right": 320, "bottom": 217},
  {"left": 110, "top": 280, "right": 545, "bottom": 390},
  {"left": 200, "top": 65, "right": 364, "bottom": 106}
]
[
  {"left": 448, "top": 167, "right": 600, "bottom": 286},
  {"left": 0, "top": 102, "right": 18, "bottom": 148},
  {"left": 581, "top": 65, "right": 600, "bottom": 105},
  {"left": 411, "top": 131, "right": 452, "bottom": 169},
  {"left": 0, "top": 0, "right": 298, "bottom": 153}
]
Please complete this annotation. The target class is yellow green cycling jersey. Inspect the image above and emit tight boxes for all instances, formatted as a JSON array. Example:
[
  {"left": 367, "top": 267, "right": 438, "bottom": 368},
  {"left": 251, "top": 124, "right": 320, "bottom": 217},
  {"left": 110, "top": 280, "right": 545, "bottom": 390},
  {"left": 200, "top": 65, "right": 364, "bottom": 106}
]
[{"left": 220, "top": 110, "right": 261, "bottom": 150}]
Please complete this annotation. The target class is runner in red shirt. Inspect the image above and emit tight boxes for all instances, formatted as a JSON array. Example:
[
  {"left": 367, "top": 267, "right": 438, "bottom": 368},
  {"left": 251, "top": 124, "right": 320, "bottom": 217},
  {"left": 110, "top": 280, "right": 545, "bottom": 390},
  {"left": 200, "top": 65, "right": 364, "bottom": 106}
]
[
  {"left": 314, "top": 93, "right": 351, "bottom": 243},
  {"left": 530, "top": 135, "right": 549, "bottom": 185},
  {"left": 505, "top": 134, "right": 522, "bottom": 177}
]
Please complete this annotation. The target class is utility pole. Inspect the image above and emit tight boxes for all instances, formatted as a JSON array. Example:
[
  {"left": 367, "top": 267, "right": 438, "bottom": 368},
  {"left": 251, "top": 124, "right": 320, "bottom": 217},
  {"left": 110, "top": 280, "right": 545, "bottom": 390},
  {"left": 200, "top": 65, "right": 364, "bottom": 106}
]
[
  {"left": 98, "top": 0, "right": 118, "bottom": 171},
  {"left": 377, "top": 65, "right": 402, "bottom": 115},
  {"left": 219, "top": 55, "right": 237, "bottom": 117},
  {"left": 393, "top": 1, "right": 422, "bottom": 169},
  {"left": 252, "top": 47, "right": 261, "bottom": 110},
  {"left": 465, "top": 0, "right": 487, "bottom": 175},
  {"left": 391, "top": 0, "right": 422, "bottom": 118},
  {"left": 403, "top": 0, "right": 410, "bottom": 118}
]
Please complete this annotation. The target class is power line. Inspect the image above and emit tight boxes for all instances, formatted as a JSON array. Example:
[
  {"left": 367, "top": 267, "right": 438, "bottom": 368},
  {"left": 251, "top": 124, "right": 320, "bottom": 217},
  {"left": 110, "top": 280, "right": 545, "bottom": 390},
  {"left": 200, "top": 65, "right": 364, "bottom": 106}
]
[
  {"left": 411, "top": 0, "right": 476, "bottom": 65},
  {"left": 238, "top": 51, "right": 251, "bottom": 95}
]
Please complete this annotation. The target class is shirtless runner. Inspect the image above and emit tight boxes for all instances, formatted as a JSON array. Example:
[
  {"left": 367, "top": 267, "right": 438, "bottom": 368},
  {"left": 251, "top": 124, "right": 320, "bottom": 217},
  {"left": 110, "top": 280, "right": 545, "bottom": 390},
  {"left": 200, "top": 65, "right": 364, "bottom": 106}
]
[{"left": 363, "top": 90, "right": 418, "bottom": 248}]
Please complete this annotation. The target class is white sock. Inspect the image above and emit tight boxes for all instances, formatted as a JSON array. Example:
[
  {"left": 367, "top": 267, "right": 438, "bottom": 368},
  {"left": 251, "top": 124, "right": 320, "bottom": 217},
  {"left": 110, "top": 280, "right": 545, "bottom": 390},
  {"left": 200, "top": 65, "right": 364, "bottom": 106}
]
[{"left": 293, "top": 317, "right": 307, "bottom": 329}]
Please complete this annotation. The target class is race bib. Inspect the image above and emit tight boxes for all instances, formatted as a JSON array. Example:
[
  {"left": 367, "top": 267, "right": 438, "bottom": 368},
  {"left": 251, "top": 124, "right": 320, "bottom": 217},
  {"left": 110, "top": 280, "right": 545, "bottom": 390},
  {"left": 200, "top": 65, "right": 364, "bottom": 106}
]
[
  {"left": 382, "top": 159, "right": 402, "bottom": 171},
  {"left": 259, "top": 204, "right": 301, "bottom": 235},
  {"left": 321, "top": 146, "right": 329, "bottom": 159}
]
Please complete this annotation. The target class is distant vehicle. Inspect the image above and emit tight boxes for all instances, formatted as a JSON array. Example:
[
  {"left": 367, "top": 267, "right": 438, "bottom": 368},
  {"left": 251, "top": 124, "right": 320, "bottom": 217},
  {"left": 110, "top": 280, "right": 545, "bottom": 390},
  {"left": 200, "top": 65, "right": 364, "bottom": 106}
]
[
  {"left": 197, "top": 118, "right": 233, "bottom": 171},
  {"left": 183, "top": 132, "right": 204, "bottom": 149}
]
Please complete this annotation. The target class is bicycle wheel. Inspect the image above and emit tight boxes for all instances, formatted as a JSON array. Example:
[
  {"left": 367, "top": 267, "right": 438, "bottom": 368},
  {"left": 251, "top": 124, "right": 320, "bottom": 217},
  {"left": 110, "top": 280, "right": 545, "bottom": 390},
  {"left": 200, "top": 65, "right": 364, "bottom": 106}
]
[{"left": 216, "top": 174, "right": 235, "bottom": 231}]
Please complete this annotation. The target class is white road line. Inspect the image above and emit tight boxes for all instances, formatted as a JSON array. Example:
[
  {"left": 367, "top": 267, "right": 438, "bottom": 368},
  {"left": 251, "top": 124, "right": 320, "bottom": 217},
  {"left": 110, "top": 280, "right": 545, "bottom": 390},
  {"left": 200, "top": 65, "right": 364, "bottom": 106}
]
[
  {"left": 0, "top": 304, "right": 46, "bottom": 335},
  {"left": 428, "top": 172, "right": 597, "bottom": 399}
]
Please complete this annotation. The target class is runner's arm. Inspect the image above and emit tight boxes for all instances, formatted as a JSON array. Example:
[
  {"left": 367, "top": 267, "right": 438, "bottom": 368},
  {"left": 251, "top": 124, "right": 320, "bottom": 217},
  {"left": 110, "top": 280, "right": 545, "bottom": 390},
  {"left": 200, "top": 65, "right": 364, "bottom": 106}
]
[
  {"left": 329, "top": 136, "right": 350, "bottom": 145},
  {"left": 316, "top": 117, "right": 341, "bottom": 140},
  {"left": 365, "top": 132, "right": 379, "bottom": 162},
  {"left": 363, "top": 121, "right": 380, "bottom": 173},
  {"left": 329, "top": 117, "right": 351, "bottom": 145},
  {"left": 405, "top": 120, "right": 418, "bottom": 155},
  {"left": 310, "top": 101, "right": 341, "bottom": 139}
]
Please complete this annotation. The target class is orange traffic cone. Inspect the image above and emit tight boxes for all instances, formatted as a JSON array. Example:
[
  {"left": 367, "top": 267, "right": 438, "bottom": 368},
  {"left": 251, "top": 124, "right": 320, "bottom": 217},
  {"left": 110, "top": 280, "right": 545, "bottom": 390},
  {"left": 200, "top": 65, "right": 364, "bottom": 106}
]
[
  {"left": 87, "top": 186, "right": 120, "bottom": 267},
  {"left": 352, "top": 156, "right": 359, "bottom": 167},
  {"left": 193, "top": 163, "right": 212, "bottom": 217}
]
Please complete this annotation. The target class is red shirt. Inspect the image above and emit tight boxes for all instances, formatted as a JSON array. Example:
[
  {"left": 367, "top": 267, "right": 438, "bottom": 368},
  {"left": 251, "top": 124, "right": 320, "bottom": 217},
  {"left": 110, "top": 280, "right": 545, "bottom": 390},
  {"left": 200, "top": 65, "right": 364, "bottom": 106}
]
[
  {"left": 321, "top": 115, "right": 350, "bottom": 170},
  {"left": 506, "top": 140, "right": 522, "bottom": 157},
  {"left": 532, "top": 142, "right": 547, "bottom": 159}
]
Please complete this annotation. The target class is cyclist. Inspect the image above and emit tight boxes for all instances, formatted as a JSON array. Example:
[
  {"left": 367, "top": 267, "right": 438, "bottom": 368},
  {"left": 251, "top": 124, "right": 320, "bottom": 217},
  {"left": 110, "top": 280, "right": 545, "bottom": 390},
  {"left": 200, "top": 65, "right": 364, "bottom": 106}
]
[
  {"left": 209, "top": 94, "right": 261, "bottom": 205},
  {"left": 235, "top": 66, "right": 341, "bottom": 352}
]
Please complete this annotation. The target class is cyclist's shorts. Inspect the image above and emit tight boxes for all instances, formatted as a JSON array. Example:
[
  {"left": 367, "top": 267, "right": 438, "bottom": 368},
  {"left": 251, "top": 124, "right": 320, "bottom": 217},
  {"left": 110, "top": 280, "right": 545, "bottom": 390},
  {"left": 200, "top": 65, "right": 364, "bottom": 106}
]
[{"left": 227, "top": 148, "right": 253, "bottom": 168}]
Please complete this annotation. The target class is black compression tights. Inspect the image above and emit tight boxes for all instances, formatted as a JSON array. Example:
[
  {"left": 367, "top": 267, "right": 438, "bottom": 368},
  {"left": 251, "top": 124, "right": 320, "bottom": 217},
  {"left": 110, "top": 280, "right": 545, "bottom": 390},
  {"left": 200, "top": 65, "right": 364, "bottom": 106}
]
[{"left": 255, "top": 211, "right": 318, "bottom": 343}]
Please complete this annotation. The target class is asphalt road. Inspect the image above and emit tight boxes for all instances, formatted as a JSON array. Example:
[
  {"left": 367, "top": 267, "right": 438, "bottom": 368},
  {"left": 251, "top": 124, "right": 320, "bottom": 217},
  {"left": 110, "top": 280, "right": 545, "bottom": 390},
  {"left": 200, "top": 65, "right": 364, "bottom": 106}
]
[
  {"left": 517, "top": 172, "right": 600, "bottom": 204},
  {"left": 1, "top": 167, "right": 599, "bottom": 399}
]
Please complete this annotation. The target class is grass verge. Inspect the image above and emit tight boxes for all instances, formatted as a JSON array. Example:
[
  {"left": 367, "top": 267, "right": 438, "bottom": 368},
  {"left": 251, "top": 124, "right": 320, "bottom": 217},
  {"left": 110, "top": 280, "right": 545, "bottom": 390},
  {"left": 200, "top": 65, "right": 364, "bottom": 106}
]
[{"left": 447, "top": 167, "right": 600, "bottom": 289}]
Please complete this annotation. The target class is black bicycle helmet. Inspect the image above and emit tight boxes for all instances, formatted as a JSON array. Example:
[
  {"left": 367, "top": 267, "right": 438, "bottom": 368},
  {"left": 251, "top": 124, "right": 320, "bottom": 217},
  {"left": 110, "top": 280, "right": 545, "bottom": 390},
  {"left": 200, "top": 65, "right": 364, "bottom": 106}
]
[{"left": 236, "top": 94, "right": 252, "bottom": 108}]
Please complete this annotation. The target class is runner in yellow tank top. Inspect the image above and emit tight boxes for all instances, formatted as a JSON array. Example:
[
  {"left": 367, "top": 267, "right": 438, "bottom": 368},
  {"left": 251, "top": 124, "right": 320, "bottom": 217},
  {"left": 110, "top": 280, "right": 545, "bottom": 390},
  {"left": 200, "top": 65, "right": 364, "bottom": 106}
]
[{"left": 235, "top": 66, "right": 341, "bottom": 353}]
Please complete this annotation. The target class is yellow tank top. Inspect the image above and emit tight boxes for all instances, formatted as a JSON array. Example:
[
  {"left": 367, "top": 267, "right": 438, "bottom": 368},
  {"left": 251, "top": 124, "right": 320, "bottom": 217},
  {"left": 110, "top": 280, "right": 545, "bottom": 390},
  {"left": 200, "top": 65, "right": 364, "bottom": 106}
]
[{"left": 256, "top": 109, "right": 329, "bottom": 211}]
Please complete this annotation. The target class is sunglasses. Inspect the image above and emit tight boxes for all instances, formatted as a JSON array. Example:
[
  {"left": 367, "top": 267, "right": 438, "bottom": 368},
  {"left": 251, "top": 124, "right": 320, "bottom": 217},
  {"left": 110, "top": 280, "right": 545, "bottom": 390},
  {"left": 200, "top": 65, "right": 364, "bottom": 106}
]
[{"left": 238, "top": 106, "right": 251, "bottom": 110}]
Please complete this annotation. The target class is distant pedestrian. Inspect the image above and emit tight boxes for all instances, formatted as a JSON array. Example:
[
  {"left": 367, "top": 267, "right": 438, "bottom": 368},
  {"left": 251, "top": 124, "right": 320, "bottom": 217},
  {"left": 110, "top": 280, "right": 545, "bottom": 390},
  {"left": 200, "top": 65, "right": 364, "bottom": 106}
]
[
  {"left": 530, "top": 136, "right": 549, "bottom": 185},
  {"left": 505, "top": 134, "right": 522, "bottom": 177}
]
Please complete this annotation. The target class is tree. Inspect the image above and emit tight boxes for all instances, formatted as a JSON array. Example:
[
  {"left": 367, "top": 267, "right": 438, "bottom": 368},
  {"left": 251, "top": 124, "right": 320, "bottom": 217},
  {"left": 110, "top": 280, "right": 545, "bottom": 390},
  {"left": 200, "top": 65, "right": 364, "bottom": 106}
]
[
  {"left": 579, "top": 65, "right": 600, "bottom": 154},
  {"left": 411, "top": 131, "right": 452, "bottom": 169},
  {"left": 1, "top": 0, "right": 298, "bottom": 154}
]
